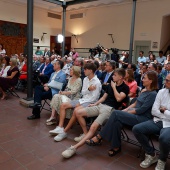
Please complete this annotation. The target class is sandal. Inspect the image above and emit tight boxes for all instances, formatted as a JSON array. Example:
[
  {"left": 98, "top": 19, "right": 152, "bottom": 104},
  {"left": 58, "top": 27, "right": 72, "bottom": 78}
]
[
  {"left": 85, "top": 135, "right": 102, "bottom": 146},
  {"left": 46, "top": 117, "right": 57, "bottom": 126},
  {"left": 108, "top": 147, "right": 121, "bottom": 157}
]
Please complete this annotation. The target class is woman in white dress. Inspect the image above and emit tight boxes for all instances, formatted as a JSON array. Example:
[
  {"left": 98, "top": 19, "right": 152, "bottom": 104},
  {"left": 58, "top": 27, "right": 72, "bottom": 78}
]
[{"left": 46, "top": 66, "right": 82, "bottom": 125}]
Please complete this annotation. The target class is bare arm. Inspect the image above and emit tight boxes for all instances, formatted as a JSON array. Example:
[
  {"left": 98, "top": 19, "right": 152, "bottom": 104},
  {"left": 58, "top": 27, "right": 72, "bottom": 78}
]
[
  {"left": 6, "top": 71, "right": 18, "bottom": 79},
  {"left": 111, "top": 81, "right": 126, "bottom": 102},
  {"left": 89, "top": 93, "right": 108, "bottom": 106}
]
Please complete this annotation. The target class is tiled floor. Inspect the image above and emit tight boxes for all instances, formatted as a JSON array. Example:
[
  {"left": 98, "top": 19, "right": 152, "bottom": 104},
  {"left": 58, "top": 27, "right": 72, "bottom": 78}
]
[{"left": 0, "top": 91, "right": 169, "bottom": 170}]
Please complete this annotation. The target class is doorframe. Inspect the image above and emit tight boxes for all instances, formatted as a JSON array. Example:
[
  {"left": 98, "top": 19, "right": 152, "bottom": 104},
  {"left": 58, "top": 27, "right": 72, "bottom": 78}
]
[{"left": 134, "top": 40, "right": 151, "bottom": 63}]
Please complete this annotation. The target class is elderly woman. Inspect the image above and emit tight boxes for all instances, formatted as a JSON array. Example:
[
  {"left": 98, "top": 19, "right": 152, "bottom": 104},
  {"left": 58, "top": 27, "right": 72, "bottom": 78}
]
[
  {"left": 0, "top": 58, "right": 19, "bottom": 99},
  {"left": 46, "top": 66, "right": 82, "bottom": 125},
  {"left": 86, "top": 71, "right": 158, "bottom": 157},
  {"left": 0, "top": 56, "right": 11, "bottom": 77}
]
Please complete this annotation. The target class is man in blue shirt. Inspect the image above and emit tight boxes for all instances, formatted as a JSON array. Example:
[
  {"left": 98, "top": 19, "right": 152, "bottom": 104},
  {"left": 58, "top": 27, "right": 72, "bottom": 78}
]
[{"left": 137, "top": 51, "right": 146, "bottom": 64}]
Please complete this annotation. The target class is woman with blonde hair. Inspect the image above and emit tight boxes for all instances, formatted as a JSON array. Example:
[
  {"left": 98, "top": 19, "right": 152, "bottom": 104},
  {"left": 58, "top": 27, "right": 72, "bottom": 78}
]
[
  {"left": 0, "top": 58, "right": 19, "bottom": 99},
  {"left": 46, "top": 66, "right": 82, "bottom": 125}
]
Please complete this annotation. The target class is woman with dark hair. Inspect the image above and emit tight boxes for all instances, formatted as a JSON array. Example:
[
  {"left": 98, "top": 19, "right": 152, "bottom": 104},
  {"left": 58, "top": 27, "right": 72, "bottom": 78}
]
[
  {"left": 0, "top": 56, "right": 11, "bottom": 77},
  {"left": 147, "top": 54, "right": 156, "bottom": 63},
  {"left": 87, "top": 71, "right": 158, "bottom": 157},
  {"left": 0, "top": 58, "right": 19, "bottom": 99},
  {"left": 124, "top": 69, "right": 137, "bottom": 98},
  {"left": 0, "top": 44, "right": 6, "bottom": 55}
]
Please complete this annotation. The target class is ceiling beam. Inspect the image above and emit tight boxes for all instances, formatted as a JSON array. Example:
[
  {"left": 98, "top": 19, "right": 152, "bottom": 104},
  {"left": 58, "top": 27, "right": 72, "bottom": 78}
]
[
  {"left": 67, "top": 0, "right": 99, "bottom": 6},
  {"left": 43, "top": 0, "right": 99, "bottom": 7},
  {"left": 42, "top": 0, "right": 62, "bottom": 6}
]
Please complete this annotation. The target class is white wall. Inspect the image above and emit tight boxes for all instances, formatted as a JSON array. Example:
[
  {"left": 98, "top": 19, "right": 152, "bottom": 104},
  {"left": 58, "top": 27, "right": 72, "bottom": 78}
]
[
  {"left": 0, "top": 0, "right": 170, "bottom": 55},
  {"left": 66, "top": 0, "right": 170, "bottom": 51}
]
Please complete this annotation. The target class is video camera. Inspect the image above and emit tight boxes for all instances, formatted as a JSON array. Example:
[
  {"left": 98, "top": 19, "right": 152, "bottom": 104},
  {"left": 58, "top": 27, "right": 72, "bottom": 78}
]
[
  {"left": 89, "top": 43, "right": 105, "bottom": 57},
  {"left": 111, "top": 48, "right": 119, "bottom": 54}
]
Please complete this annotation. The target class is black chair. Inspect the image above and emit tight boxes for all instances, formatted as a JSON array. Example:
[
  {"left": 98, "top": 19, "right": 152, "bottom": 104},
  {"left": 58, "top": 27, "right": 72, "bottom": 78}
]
[
  {"left": 6, "top": 86, "right": 20, "bottom": 98},
  {"left": 40, "top": 98, "right": 51, "bottom": 114}
]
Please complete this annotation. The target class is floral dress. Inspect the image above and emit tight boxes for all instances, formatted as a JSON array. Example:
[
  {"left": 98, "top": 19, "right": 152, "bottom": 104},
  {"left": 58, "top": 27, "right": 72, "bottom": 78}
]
[{"left": 50, "top": 77, "right": 82, "bottom": 119}]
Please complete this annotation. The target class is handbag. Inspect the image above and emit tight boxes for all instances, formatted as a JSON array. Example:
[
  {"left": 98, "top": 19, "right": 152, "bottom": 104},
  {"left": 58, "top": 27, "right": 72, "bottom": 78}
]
[
  {"left": 48, "top": 80, "right": 63, "bottom": 90},
  {"left": 60, "top": 95, "right": 70, "bottom": 103}
]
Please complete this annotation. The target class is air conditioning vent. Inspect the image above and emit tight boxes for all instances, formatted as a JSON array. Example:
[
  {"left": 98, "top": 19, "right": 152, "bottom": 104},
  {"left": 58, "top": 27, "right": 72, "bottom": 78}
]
[
  {"left": 70, "top": 13, "right": 84, "bottom": 19},
  {"left": 48, "top": 12, "right": 61, "bottom": 19}
]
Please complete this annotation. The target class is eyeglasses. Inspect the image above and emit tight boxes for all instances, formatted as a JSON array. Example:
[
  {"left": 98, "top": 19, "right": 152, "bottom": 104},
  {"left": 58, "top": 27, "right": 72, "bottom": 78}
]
[{"left": 165, "top": 79, "right": 170, "bottom": 83}]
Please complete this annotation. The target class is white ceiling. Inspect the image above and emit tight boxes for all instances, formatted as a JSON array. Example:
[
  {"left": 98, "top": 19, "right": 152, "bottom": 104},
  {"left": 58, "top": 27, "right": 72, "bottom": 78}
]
[{"left": 7, "top": 0, "right": 132, "bottom": 13}]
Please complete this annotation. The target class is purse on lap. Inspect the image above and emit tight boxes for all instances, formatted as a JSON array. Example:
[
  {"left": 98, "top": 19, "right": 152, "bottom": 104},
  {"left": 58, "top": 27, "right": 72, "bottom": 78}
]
[
  {"left": 48, "top": 80, "right": 63, "bottom": 90},
  {"left": 60, "top": 95, "right": 70, "bottom": 103}
]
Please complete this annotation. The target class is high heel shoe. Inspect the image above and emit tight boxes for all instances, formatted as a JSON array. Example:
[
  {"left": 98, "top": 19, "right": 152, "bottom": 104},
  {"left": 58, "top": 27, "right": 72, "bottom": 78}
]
[{"left": 108, "top": 147, "right": 121, "bottom": 157}]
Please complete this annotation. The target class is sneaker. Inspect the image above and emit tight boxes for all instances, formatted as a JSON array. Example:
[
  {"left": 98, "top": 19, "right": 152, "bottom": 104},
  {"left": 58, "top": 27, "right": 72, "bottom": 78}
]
[
  {"left": 54, "top": 132, "right": 67, "bottom": 142},
  {"left": 46, "top": 118, "right": 57, "bottom": 126},
  {"left": 49, "top": 126, "right": 64, "bottom": 135},
  {"left": 62, "top": 146, "right": 76, "bottom": 158},
  {"left": 155, "top": 159, "right": 166, "bottom": 170},
  {"left": 74, "top": 134, "right": 85, "bottom": 142},
  {"left": 140, "top": 153, "right": 158, "bottom": 168}
]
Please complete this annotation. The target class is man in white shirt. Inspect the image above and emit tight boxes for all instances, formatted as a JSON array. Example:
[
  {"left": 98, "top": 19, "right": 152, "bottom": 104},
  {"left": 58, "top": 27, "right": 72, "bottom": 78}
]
[
  {"left": 132, "top": 74, "right": 170, "bottom": 170},
  {"left": 49, "top": 63, "right": 102, "bottom": 140}
]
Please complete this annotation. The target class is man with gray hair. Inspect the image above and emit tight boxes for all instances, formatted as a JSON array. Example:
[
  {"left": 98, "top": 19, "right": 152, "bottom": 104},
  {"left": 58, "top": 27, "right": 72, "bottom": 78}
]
[{"left": 74, "top": 57, "right": 85, "bottom": 81}]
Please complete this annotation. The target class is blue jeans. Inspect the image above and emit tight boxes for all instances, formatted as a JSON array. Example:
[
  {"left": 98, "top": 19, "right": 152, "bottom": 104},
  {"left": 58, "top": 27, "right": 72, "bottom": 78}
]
[
  {"left": 99, "top": 110, "right": 149, "bottom": 148},
  {"left": 132, "top": 120, "right": 170, "bottom": 161}
]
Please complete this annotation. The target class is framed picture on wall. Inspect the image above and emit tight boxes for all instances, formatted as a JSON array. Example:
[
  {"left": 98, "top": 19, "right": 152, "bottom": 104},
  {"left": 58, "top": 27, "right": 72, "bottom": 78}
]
[{"left": 152, "top": 42, "right": 158, "bottom": 49}]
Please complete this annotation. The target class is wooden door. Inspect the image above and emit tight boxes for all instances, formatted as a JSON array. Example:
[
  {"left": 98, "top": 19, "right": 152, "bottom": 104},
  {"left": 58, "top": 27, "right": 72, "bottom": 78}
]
[
  {"left": 0, "top": 20, "right": 27, "bottom": 56},
  {"left": 0, "top": 35, "right": 26, "bottom": 56},
  {"left": 50, "top": 36, "right": 71, "bottom": 56}
]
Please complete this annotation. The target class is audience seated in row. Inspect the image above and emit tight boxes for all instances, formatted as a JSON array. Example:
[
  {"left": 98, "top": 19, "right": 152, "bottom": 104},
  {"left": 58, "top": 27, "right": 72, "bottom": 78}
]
[
  {"left": 60, "top": 68, "right": 129, "bottom": 157},
  {"left": 46, "top": 66, "right": 82, "bottom": 126},
  {"left": 49, "top": 63, "right": 102, "bottom": 141}
]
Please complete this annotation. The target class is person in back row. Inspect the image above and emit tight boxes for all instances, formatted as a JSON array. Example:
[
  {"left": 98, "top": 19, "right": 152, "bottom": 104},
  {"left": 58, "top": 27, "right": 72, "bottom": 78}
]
[
  {"left": 61, "top": 68, "right": 129, "bottom": 159},
  {"left": 132, "top": 74, "right": 170, "bottom": 170},
  {"left": 101, "top": 60, "right": 116, "bottom": 91}
]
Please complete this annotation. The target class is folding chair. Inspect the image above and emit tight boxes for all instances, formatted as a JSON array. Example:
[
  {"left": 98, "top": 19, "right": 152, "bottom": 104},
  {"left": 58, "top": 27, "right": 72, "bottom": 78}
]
[
  {"left": 6, "top": 87, "right": 20, "bottom": 98},
  {"left": 40, "top": 98, "right": 51, "bottom": 113}
]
